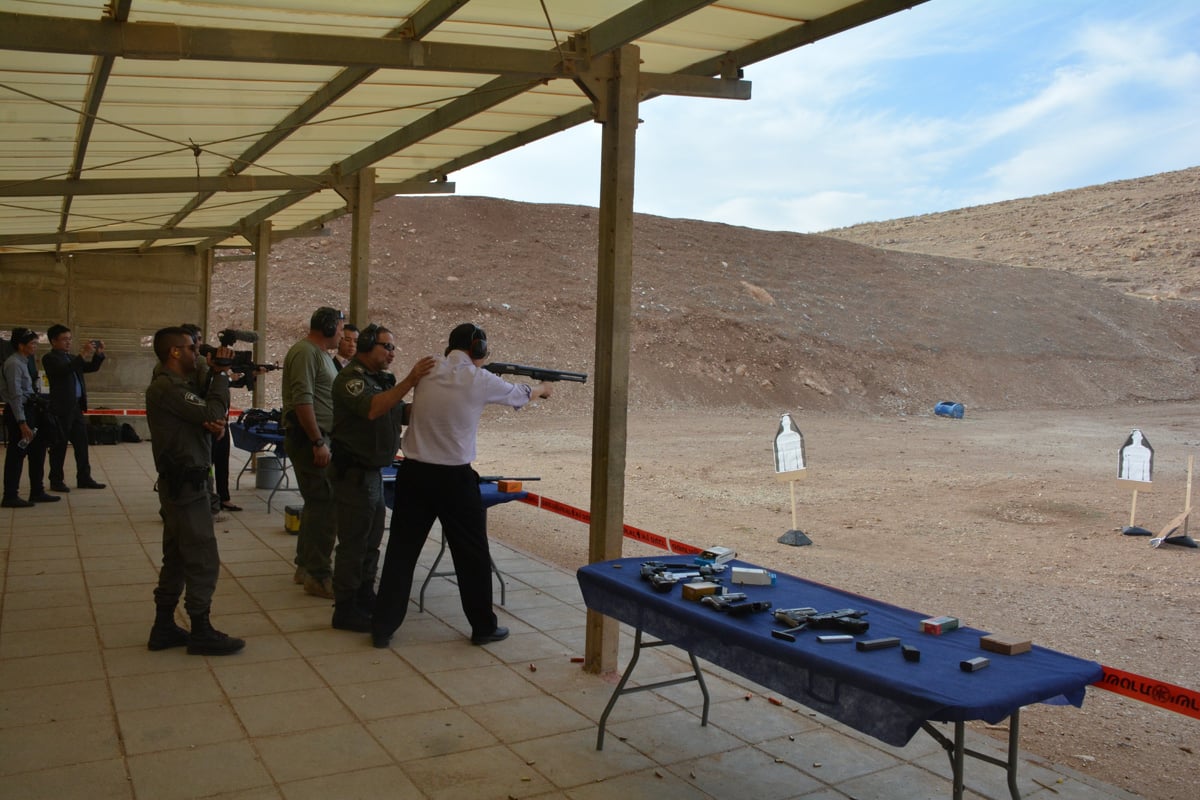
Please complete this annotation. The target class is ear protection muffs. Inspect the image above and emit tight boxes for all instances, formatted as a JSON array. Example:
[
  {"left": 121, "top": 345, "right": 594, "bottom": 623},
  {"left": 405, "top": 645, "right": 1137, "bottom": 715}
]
[
  {"left": 356, "top": 323, "right": 380, "bottom": 353},
  {"left": 468, "top": 325, "right": 488, "bottom": 360},
  {"left": 312, "top": 306, "right": 344, "bottom": 338}
]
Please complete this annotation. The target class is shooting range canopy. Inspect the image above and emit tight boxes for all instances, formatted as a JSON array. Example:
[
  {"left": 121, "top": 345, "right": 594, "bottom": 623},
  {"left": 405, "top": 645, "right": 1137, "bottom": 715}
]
[{"left": 0, "top": 0, "right": 926, "bottom": 254}]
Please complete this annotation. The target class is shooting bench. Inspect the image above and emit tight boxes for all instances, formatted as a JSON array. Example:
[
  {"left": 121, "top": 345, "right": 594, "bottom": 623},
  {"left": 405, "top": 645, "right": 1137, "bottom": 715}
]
[{"left": 578, "top": 557, "right": 1103, "bottom": 800}]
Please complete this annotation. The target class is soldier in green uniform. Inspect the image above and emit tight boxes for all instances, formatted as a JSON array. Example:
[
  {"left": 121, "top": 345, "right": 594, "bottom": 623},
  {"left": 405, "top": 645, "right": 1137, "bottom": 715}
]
[
  {"left": 329, "top": 324, "right": 435, "bottom": 631},
  {"left": 145, "top": 326, "right": 245, "bottom": 656}
]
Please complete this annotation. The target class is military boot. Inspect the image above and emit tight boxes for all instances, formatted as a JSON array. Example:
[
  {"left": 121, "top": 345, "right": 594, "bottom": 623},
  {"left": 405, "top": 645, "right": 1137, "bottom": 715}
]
[
  {"left": 355, "top": 582, "right": 377, "bottom": 614},
  {"left": 332, "top": 593, "right": 373, "bottom": 632},
  {"left": 147, "top": 603, "right": 190, "bottom": 651},
  {"left": 187, "top": 613, "right": 245, "bottom": 656}
]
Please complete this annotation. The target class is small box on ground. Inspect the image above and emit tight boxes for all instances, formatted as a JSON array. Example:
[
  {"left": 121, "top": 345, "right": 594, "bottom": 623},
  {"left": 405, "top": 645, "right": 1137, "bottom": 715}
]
[
  {"left": 730, "top": 566, "right": 775, "bottom": 586},
  {"left": 980, "top": 633, "right": 1032, "bottom": 655},
  {"left": 284, "top": 505, "right": 303, "bottom": 534},
  {"left": 921, "top": 615, "right": 960, "bottom": 635},
  {"left": 681, "top": 581, "right": 723, "bottom": 601}
]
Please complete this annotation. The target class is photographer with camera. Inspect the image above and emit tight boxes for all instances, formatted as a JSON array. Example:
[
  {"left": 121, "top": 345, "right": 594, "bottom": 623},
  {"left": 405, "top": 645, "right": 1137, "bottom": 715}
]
[
  {"left": 42, "top": 324, "right": 107, "bottom": 492},
  {"left": 2, "top": 328, "right": 60, "bottom": 507}
]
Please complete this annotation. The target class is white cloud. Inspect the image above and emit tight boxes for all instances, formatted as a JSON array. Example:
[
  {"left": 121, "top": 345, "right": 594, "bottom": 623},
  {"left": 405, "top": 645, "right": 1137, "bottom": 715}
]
[{"left": 456, "top": 1, "right": 1200, "bottom": 233}]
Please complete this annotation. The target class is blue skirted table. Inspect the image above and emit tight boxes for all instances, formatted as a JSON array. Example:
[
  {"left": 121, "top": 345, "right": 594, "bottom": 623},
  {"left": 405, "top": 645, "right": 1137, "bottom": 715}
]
[
  {"left": 228, "top": 421, "right": 290, "bottom": 511},
  {"left": 578, "top": 556, "right": 1103, "bottom": 800}
]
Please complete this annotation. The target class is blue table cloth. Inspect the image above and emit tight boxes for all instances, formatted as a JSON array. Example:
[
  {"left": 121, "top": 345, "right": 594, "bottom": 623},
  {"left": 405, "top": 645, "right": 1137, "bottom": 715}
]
[{"left": 578, "top": 557, "right": 1103, "bottom": 747}]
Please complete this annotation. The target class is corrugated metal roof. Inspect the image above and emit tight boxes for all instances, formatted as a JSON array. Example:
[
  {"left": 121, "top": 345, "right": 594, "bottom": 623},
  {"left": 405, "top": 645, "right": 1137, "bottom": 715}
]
[{"left": 0, "top": 0, "right": 925, "bottom": 254}]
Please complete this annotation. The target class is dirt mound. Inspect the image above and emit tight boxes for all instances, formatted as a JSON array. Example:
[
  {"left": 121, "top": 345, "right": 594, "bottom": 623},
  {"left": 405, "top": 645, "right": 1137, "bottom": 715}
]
[{"left": 215, "top": 176, "right": 1200, "bottom": 416}]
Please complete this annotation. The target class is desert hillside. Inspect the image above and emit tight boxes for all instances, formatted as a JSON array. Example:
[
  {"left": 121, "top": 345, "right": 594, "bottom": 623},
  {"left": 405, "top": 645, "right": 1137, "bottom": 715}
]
[{"left": 214, "top": 166, "right": 1200, "bottom": 416}]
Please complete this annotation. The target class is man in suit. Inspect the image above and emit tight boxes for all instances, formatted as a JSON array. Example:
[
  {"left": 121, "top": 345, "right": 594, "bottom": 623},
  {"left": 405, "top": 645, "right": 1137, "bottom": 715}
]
[{"left": 42, "top": 324, "right": 107, "bottom": 491}]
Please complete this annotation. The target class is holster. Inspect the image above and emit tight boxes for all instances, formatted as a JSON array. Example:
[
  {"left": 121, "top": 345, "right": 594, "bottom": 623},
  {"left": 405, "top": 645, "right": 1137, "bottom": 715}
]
[{"left": 159, "top": 465, "right": 210, "bottom": 498}]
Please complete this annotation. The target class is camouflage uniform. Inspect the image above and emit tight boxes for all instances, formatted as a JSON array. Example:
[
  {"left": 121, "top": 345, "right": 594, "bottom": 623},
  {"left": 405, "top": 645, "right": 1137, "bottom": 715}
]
[
  {"left": 146, "top": 368, "right": 229, "bottom": 616},
  {"left": 330, "top": 360, "right": 405, "bottom": 621}
]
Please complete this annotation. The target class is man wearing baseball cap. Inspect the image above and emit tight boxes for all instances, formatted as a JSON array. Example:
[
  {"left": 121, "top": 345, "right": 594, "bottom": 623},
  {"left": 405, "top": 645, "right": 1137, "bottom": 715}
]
[{"left": 2, "top": 328, "right": 61, "bottom": 507}]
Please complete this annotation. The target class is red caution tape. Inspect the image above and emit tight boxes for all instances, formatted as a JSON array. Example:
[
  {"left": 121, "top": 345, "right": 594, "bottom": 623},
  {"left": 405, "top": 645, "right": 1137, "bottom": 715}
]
[
  {"left": 520, "top": 492, "right": 694, "bottom": 553},
  {"left": 1094, "top": 665, "right": 1200, "bottom": 720}
]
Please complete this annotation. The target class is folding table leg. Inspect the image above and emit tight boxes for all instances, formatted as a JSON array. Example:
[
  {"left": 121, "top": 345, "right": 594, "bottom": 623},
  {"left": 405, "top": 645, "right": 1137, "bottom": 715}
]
[
  {"left": 595, "top": 627, "right": 710, "bottom": 750},
  {"left": 922, "top": 709, "right": 1023, "bottom": 800},
  {"left": 418, "top": 535, "right": 506, "bottom": 612}
]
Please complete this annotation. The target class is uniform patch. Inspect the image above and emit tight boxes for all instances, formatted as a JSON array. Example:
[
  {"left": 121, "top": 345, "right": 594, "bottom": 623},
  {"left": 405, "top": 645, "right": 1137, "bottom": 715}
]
[
  {"left": 345, "top": 378, "right": 366, "bottom": 397},
  {"left": 184, "top": 391, "right": 205, "bottom": 406}
]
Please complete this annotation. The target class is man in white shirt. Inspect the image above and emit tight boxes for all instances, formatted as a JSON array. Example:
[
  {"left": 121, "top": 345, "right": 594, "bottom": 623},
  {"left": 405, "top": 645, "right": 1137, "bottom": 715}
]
[{"left": 371, "top": 323, "right": 552, "bottom": 648}]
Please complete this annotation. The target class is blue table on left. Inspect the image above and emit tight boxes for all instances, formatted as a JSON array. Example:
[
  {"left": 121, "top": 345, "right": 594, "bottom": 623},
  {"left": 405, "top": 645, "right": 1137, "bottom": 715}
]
[{"left": 228, "top": 421, "right": 292, "bottom": 511}]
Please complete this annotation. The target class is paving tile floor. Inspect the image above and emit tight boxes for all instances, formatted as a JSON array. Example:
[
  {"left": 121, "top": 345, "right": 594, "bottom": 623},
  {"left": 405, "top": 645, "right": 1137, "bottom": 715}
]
[{"left": 0, "top": 443, "right": 1139, "bottom": 799}]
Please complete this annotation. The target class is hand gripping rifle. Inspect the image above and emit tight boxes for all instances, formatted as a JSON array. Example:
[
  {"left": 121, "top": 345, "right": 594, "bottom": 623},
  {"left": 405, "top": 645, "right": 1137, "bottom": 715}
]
[{"left": 483, "top": 362, "right": 587, "bottom": 383}]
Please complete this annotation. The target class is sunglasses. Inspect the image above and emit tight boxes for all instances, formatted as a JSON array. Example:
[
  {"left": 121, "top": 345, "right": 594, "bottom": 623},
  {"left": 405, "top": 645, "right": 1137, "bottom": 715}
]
[{"left": 376, "top": 342, "right": 395, "bottom": 352}]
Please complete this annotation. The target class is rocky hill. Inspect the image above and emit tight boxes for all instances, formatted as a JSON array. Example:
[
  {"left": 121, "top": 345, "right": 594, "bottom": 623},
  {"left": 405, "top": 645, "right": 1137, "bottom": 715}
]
[{"left": 213, "top": 166, "right": 1200, "bottom": 415}]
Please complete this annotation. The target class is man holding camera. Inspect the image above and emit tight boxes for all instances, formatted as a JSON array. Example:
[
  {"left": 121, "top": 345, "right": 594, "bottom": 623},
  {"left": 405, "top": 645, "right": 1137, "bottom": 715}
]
[
  {"left": 2, "top": 328, "right": 60, "bottom": 508},
  {"left": 42, "top": 324, "right": 107, "bottom": 492},
  {"left": 282, "top": 306, "right": 344, "bottom": 599},
  {"left": 327, "top": 324, "right": 435, "bottom": 631}
]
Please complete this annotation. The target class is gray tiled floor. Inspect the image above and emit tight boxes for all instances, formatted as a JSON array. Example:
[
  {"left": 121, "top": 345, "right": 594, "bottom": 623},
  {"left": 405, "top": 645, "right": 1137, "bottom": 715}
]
[{"left": 0, "top": 443, "right": 1140, "bottom": 799}]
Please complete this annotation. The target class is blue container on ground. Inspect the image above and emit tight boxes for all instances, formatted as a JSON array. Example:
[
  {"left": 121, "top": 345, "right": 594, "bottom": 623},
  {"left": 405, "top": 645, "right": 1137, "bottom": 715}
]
[{"left": 934, "top": 401, "right": 964, "bottom": 419}]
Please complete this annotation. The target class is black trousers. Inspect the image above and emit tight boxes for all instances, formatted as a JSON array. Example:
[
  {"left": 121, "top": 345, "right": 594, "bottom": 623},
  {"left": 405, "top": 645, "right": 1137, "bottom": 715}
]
[
  {"left": 48, "top": 409, "right": 92, "bottom": 485},
  {"left": 372, "top": 459, "right": 496, "bottom": 639},
  {"left": 3, "top": 404, "right": 48, "bottom": 499}
]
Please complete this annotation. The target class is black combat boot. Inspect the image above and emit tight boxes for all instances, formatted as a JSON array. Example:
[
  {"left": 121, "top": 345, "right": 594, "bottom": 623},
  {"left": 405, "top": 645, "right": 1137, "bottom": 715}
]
[
  {"left": 147, "top": 603, "right": 190, "bottom": 651},
  {"left": 355, "top": 582, "right": 377, "bottom": 614},
  {"left": 332, "top": 594, "right": 373, "bottom": 632},
  {"left": 187, "top": 613, "right": 245, "bottom": 656}
]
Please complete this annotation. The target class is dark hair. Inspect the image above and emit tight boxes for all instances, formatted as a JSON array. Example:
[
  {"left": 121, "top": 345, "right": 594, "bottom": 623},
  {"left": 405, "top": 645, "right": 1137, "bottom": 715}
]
[
  {"left": 356, "top": 323, "right": 391, "bottom": 353},
  {"left": 153, "top": 326, "right": 191, "bottom": 362},
  {"left": 179, "top": 323, "right": 202, "bottom": 342},
  {"left": 310, "top": 307, "right": 344, "bottom": 337},
  {"left": 10, "top": 327, "right": 39, "bottom": 346},
  {"left": 343, "top": 323, "right": 359, "bottom": 334},
  {"left": 446, "top": 323, "right": 487, "bottom": 359},
  {"left": 47, "top": 324, "right": 70, "bottom": 341}
]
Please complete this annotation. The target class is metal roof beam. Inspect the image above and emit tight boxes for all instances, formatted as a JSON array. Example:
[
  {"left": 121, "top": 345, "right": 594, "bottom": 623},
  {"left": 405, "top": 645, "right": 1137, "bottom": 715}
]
[
  {"left": 0, "top": 13, "right": 570, "bottom": 77},
  {"left": 1, "top": 175, "right": 454, "bottom": 197},
  {"left": 401, "top": 0, "right": 472, "bottom": 40},
  {"left": 0, "top": 223, "right": 337, "bottom": 248},
  {"left": 195, "top": 0, "right": 715, "bottom": 252}
]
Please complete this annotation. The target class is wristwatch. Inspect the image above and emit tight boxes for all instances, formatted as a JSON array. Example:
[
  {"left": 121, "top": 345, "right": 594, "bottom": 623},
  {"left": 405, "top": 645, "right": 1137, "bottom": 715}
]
[{"left": 311, "top": 437, "right": 327, "bottom": 448}]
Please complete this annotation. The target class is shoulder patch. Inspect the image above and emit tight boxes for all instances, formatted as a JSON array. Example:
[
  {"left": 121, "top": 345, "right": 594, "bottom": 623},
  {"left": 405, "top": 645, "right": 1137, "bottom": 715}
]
[
  {"left": 345, "top": 377, "right": 366, "bottom": 397},
  {"left": 184, "top": 391, "right": 206, "bottom": 406}
]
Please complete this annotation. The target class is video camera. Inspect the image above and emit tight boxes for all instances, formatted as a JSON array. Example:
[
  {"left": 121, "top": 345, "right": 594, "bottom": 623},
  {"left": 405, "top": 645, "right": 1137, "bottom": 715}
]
[{"left": 197, "top": 329, "right": 278, "bottom": 374}]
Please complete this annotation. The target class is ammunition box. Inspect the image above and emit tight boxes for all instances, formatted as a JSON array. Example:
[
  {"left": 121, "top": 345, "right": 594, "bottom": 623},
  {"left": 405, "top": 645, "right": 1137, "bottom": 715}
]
[
  {"left": 980, "top": 634, "right": 1032, "bottom": 655},
  {"left": 681, "top": 581, "right": 723, "bottom": 601},
  {"left": 920, "top": 615, "right": 960, "bottom": 635}
]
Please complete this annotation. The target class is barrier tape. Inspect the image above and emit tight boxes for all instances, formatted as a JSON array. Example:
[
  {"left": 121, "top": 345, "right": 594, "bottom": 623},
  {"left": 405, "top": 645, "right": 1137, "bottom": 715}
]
[
  {"left": 518, "top": 490, "right": 1200, "bottom": 720},
  {"left": 1093, "top": 665, "right": 1200, "bottom": 720}
]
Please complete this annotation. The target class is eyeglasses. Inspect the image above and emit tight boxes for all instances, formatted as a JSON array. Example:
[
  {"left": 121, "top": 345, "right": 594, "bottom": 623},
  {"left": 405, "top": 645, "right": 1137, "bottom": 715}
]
[{"left": 377, "top": 342, "right": 395, "bottom": 352}]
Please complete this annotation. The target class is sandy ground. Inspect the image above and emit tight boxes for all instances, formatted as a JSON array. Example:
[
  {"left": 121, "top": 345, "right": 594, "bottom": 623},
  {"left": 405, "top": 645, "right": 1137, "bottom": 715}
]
[{"left": 474, "top": 400, "right": 1200, "bottom": 800}]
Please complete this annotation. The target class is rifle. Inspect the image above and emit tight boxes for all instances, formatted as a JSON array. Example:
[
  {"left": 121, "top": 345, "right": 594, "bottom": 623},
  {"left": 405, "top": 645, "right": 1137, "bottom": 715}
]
[
  {"left": 771, "top": 607, "right": 870, "bottom": 641},
  {"left": 477, "top": 475, "right": 541, "bottom": 483},
  {"left": 483, "top": 362, "right": 587, "bottom": 383}
]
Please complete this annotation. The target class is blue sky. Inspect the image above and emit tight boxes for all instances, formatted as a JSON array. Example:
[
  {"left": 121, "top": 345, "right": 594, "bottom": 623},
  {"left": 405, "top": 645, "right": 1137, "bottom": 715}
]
[{"left": 456, "top": 0, "right": 1200, "bottom": 233}]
